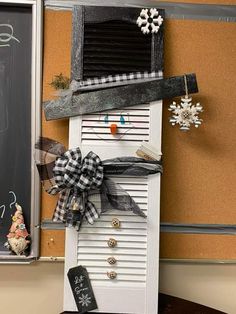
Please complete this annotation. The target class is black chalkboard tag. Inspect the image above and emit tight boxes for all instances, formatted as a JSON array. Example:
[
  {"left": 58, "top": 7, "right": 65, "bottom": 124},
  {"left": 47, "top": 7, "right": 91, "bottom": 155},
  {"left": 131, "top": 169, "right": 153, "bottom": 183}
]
[{"left": 67, "top": 265, "right": 98, "bottom": 313}]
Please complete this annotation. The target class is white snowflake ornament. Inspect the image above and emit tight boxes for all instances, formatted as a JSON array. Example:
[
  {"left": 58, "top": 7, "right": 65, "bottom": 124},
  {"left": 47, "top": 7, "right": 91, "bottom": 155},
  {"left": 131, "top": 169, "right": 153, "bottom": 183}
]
[
  {"left": 168, "top": 96, "right": 203, "bottom": 131},
  {"left": 137, "top": 8, "right": 163, "bottom": 34}
]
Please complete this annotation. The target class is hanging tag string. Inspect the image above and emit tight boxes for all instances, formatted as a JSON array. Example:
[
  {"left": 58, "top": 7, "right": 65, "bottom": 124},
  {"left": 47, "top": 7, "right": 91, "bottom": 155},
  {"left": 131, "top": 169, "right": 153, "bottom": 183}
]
[{"left": 184, "top": 74, "right": 189, "bottom": 98}]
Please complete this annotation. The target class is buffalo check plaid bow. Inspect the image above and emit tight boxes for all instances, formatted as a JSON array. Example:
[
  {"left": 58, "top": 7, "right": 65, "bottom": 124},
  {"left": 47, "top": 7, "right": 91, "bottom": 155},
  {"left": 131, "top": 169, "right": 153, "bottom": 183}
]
[{"left": 50, "top": 148, "right": 104, "bottom": 225}]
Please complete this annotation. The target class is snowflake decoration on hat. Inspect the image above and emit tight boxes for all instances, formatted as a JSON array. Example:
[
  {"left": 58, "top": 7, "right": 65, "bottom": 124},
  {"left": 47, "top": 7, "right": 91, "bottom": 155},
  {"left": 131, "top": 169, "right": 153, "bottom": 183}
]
[
  {"left": 168, "top": 96, "right": 203, "bottom": 131},
  {"left": 137, "top": 8, "right": 163, "bottom": 34}
]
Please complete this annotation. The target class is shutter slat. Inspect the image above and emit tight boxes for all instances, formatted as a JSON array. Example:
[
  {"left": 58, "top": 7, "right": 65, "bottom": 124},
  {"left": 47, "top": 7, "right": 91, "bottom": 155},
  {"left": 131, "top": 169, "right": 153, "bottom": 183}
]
[
  {"left": 79, "top": 228, "right": 147, "bottom": 236},
  {"left": 78, "top": 247, "right": 146, "bottom": 255},
  {"left": 90, "top": 274, "right": 146, "bottom": 282},
  {"left": 97, "top": 215, "right": 147, "bottom": 223},
  {"left": 83, "top": 109, "right": 150, "bottom": 116},
  {"left": 82, "top": 116, "right": 150, "bottom": 122},
  {"left": 83, "top": 260, "right": 146, "bottom": 268},
  {"left": 87, "top": 267, "right": 146, "bottom": 275},
  {"left": 82, "top": 133, "right": 149, "bottom": 141},
  {"left": 78, "top": 254, "right": 146, "bottom": 262},
  {"left": 83, "top": 21, "right": 152, "bottom": 79},
  {"left": 78, "top": 241, "right": 147, "bottom": 249},
  {"left": 80, "top": 222, "right": 147, "bottom": 229},
  {"left": 82, "top": 127, "right": 149, "bottom": 135},
  {"left": 78, "top": 234, "right": 146, "bottom": 242},
  {"left": 82, "top": 122, "right": 149, "bottom": 129}
]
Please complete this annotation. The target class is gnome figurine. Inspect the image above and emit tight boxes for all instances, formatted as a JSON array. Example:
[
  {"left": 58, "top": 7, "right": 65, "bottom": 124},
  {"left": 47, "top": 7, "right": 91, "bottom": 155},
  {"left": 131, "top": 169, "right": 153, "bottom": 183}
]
[{"left": 5, "top": 203, "right": 31, "bottom": 255}]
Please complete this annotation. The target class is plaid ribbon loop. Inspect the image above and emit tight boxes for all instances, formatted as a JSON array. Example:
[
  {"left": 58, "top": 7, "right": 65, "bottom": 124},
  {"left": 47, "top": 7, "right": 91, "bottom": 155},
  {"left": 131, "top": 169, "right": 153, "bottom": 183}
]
[{"left": 51, "top": 148, "right": 103, "bottom": 224}]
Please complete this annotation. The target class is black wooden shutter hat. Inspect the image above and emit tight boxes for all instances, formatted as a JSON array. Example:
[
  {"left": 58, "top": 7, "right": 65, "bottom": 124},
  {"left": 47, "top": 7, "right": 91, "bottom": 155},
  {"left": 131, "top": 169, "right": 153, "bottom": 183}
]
[{"left": 71, "top": 6, "right": 164, "bottom": 81}]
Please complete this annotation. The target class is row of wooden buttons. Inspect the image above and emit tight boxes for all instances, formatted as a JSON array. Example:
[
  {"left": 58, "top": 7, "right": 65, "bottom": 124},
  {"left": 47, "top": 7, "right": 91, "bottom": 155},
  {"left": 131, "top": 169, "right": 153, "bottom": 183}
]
[{"left": 107, "top": 218, "right": 120, "bottom": 279}]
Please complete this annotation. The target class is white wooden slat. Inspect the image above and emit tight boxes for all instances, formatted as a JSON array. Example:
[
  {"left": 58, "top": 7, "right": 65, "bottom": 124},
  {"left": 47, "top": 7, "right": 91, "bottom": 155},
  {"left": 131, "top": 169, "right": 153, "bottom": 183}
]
[
  {"left": 110, "top": 177, "right": 148, "bottom": 184},
  {"left": 79, "top": 228, "right": 147, "bottom": 236},
  {"left": 86, "top": 267, "right": 146, "bottom": 275},
  {"left": 81, "top": 133, "right": 149, "bottom": 141},
  {"left": 89, "top": 274, "right": 146, "bottom": 282},
  {"left": 78, "top": 247, "right": 146, "bottom": 255},
  {"left": 80, "top": 260, "right": 146, "bottom": 268},
  {"left": 112, "top": 184, "right": 148, "bottom": 191},
  {"left": 82, "top": 114, "right": 150, "bottom": 124},
  {"left": 78, "top": 234, "right": 146, "bottom": 242},
  {"left": 78, "top": 241, "right": 147, "bottom": 249},
  {"left": 82, "top": 121, "right": 149, "bottom": 128},
  {"left": 82, "top": 108, "right": 149, "bottom": 116},
  {"left": 95, "top": 215, "right": 147, "bottom": 223},
  {"left": 82, "top": 108, "right": 150, "bottom": 120},
  {"left": 80, "top": 221, "right": 147, "bottom": 229},
  {"left": 91, "top": 280, "right": 146, "bottom": 288},
  {"left": 82, "top": 115, "right": 150, "bottom": 122},
  {"left": 78, "top": 254, "right": 146, "bottom": 262},
  {"left": 110, "top": 190, "right": 148, "bottom": 197},
  {"left": 82, "top": 127, "right": 149, "bottom": 135}
]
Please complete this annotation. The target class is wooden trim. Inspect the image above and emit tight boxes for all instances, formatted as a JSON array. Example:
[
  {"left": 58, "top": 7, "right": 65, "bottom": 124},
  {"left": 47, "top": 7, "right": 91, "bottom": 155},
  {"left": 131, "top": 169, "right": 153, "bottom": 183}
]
[
  {"left": 0, "top": 0, "right": 42, "bottom": 262},
  {"left": 71, "top": 6, "right": 84, "bottom": 80}
]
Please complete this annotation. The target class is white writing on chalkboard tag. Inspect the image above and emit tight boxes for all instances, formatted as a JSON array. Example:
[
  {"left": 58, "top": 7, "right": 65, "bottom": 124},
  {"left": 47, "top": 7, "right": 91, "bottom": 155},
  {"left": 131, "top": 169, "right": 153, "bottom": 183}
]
[{"left": 67, "top": 265, "right": 98, "bottom": 314}]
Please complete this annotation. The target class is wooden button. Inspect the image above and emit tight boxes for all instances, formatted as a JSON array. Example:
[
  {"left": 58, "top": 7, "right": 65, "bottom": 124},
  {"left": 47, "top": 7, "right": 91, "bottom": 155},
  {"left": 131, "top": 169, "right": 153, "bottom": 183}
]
[
  {"left": 107, "top": 271, "right": 117, "bottom": 279},
  {"left": 107, "top": 238, "right": 117, "bottom": 248},
  {"left": 107, "top": 257, "right": 117, "bottom": 265},
  {"left": 111, "top": 218, "right": 120, "bottom": 229}
]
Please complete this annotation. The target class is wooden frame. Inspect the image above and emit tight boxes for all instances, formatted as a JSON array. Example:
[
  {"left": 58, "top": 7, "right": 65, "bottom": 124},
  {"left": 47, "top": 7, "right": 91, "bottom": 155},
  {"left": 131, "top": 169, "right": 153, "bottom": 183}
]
[{"left": 0, "top": 0, "right": 42, "bottom": 263}]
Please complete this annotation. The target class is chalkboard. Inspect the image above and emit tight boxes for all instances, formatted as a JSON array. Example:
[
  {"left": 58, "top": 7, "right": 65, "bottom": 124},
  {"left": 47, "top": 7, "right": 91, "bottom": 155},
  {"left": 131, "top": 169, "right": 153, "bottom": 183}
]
[{"left": 0, "top": 7, "right": 32, "bottom": 255}]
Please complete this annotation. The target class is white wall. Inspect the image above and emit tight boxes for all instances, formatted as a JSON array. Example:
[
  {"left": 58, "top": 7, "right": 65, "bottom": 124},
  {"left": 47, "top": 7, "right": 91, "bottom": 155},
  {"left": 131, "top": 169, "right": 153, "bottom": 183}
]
[
  {"left": 0, "top": 262, "right": 64, "bottom": 314},
  {"left": 1, "top": 261, "right": 236, "bottom": 314},
  {"left": 159, "top": 262, "right": 236, "bottom": 314}
]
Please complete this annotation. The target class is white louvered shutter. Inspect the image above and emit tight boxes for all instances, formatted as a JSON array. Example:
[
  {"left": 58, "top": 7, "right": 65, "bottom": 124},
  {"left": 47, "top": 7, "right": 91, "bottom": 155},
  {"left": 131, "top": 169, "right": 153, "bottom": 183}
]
[{"left": 64, "top": 101, "right": 162, "bottom": 314}]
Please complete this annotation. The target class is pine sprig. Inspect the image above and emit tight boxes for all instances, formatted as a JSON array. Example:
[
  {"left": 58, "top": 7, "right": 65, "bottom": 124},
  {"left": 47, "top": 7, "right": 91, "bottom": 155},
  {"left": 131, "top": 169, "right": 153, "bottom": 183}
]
[{"left": 50, "top": 73, "right": 70, "bottom": 90}]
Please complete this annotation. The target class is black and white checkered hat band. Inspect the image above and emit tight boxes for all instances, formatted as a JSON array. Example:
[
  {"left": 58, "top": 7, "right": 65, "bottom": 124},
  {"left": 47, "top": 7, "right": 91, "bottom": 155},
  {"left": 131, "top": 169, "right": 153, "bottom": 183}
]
[{"left": 71, "top": 70, "right": 163, "bottom": 92}]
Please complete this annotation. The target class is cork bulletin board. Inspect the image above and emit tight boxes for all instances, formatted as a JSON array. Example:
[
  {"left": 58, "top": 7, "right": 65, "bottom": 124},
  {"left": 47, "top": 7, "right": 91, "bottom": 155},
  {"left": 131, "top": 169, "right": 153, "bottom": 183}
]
[{"left": 41, "top": 3, "right": 236, "bottom": 260}]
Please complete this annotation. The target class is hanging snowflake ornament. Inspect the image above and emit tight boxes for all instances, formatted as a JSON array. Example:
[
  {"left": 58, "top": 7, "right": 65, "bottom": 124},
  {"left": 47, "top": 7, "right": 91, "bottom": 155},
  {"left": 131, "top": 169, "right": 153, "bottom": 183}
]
[
  {"left": 169, "top": 75, "right": 203, "bottom": 131},
  {"left": 169, "top": 96, "right": 203, "bottom": 131},
  {"left": 136, "top": 8, "right": 163, "bottom": 34}
]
